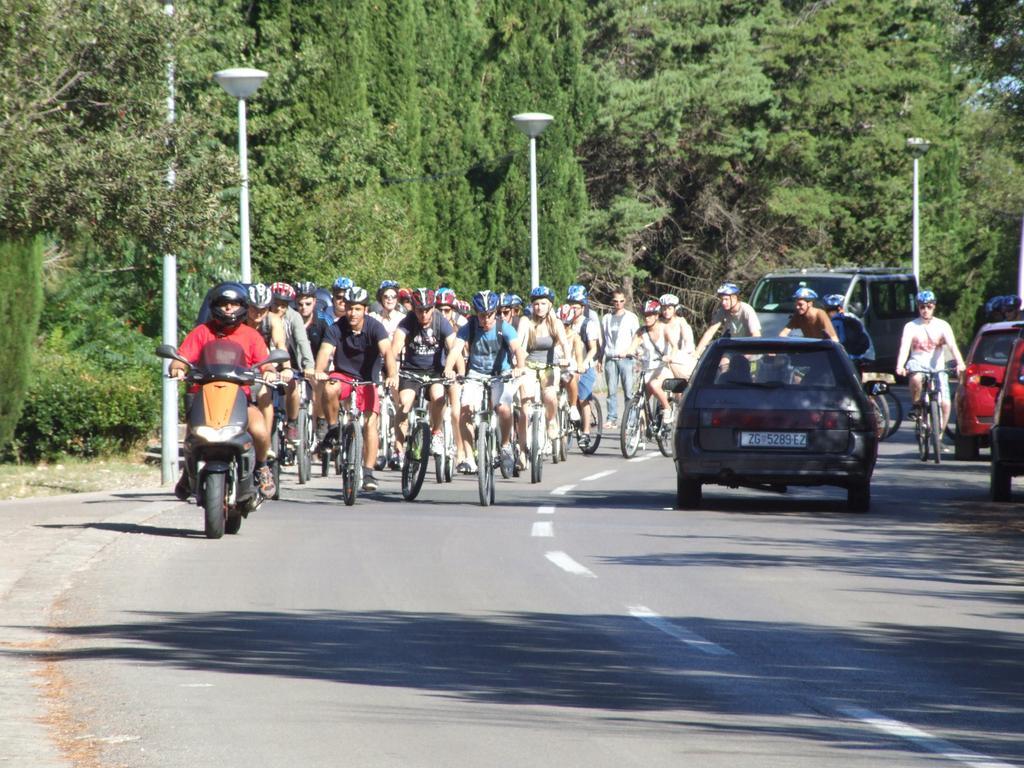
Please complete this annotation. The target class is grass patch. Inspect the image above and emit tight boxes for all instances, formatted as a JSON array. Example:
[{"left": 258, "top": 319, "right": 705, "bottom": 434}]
[{"left": 0, "top": 456, "right": 161, "bottom": 500}]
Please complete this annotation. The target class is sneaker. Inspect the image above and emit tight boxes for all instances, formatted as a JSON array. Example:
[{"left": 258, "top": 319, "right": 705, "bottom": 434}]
[
  {"left": 547, "top": 423, "right": 560, "bottom": 441},
  {"left": 323, "top": 423, "right": 340, "bottom": 447},
  {"left": 517, "top": 450, "right": 529, "bottom": 471},
  {"left": 604, "top": 420, "right": 617, "bottom": 430},
  {"left": 286, "top": 422, "right": 299, "bottom": 443},
  {"left": 430, "top": 431, "right": 444, "bottom": 456},
  {"left": 173, "top": 471, "right": 191, "bottom": 501},
  {"left": 387, "top": 452, "right": 402, "bottom": 471},
  {"left": 578, "top": 433, "right": 591, "bottom": 450},
  {"left": 457, "top": 457, "right": 478, "bottom": 474},
  {"left": 361, "top": 470, "right": 378, "bottom": 492},
  {"left": 257, "top": 465, "right": 276, "bottom": 498},
  {"left": 500, "top": 444, "right": 515, "bottom": 476}
]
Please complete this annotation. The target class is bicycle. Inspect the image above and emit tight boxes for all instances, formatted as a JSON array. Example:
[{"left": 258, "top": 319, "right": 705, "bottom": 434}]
[
  {"left": 295, "top": 376, "right": 315, "bottom": 484},
  {"left": 911, "top": 362, "right": 955, "bottom": 464},
  {"left": 620, "top": 365, "right": 673, "bottom": 459},
  {"left": 267, "top": 380, "right": 287, "bottom": 500},
  {"left": 376, "top": 385, "right": 398, "bottom": 471},
  {"left": 556, "top": 387, "right": 603, "bottom": 457},
  {"left": 434, "top": 401, "right": 456, "bottom": 484},
  {"left": 466, "top": 371, "right": 518, "bottom": 506},
  {"left": 399, "top": 372, "right": 452, "bottom": 501},
  {"left": 326, "top": 378, "right": 373, "bottom": 505},
  {"left": 858, "top": 366, "right": 902, "bottom": 441}
]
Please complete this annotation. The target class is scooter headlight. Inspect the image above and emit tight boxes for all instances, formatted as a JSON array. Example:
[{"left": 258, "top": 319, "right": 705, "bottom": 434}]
[{"left": 195, "top": 425, "right": 244, "bottom": 442}]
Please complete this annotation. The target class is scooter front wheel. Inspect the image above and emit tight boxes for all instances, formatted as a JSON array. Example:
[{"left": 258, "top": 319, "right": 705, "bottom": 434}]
[{"left": 202, "top": 473, "right": 227, "bottom": 539}]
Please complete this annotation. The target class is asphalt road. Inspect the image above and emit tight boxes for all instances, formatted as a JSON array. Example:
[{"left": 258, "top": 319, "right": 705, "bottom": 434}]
[{"left": 2, "top": 419, "right": 1022, "bottom": 767}]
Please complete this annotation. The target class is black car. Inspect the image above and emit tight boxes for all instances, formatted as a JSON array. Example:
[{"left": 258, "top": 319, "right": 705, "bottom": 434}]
[{"left": 669, "top": 337, "right": 878, "bottom": 512}]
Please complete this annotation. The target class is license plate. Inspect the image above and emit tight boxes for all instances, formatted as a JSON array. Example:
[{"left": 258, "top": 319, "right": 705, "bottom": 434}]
[{"left": 740, "top": 431, "right": 807, "bottom": 448}]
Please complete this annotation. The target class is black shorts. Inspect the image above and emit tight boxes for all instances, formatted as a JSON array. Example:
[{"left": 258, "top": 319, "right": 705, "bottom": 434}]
[{"left": 399, "top": 370, "right": 444, "bottom": 396}]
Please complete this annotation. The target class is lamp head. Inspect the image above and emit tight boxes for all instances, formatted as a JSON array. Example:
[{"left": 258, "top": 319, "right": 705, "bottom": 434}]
[
  {"left": 512, "top": 112, "right": 554, "bottom": 139},
  {"left": 214, "top": 68, "right": 269, "bottom": 100},
  {"left": 905, "top": 137, "right": 931, "bottom": 158}
]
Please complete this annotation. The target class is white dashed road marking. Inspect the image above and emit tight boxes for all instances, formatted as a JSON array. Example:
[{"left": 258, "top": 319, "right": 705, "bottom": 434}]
[
  {"left": 537, "top": 505, "right": 556, "bottom": 515},
  {"left": 545, "top": 551, "right": 597, "bottom": 578},
  {"left": 531, "top": 521, "right": 554, "bottom": 538},
  {"left": 629, "top": 454, "right": 657, "bottom": 463},
  {"left": 628, "top": 606, "right": 734, "bottom": 656},
  {"left": 581, "top": 470, "right": 616, "bottom": 482},
  {"left": 837, "top": 706, "right": 1018, "bottom": 768},
  {"left": 551, "top": 484, "right": 576, "bottom": 496}
]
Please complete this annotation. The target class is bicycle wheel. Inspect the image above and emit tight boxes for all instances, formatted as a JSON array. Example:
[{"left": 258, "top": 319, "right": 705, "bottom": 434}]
[
  {"left": 868, "top": 392, "right": 890, "bottom": 441},
  {"left": 529, "top": 409, "right": 544, "bottom": 483},
  {"left": 321, "top": 442, "right": 330, "bottom": 477},
  {"left": 881, "top": 389, "right": 903, "bottom": 439},
  {"left": 297, "top": 407, "right": 311, "bottom": 484},
  {"left": 342, "top": 423, "right": 359, "bottom": 506},
  {"left": 929, "top": 398, "right": 942, "bottom": 464},
  {"left": 620, "top": 396, "right": 645, "bottom": 459},
  {"left": 477, "top": 422, "right": 493, "bottom": 506},
  {"left": 271, "top": 428, "right": 282, "bottom": 500},
  {"left": 402, "top": 422, "right": 430, "bottom": 500},
  {"left": 580, "top": 399, "right": 602, "bottom": 455},
  {"left": 915, "top": 405, "right": 929, "bottom": 462},
  {"left": 556, "top": 407, "right": 568, "bottom": 463}
]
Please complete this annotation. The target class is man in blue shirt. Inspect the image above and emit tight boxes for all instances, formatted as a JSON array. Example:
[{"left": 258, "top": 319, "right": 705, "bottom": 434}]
[{"left": 443, "top": 290, "right": 527, "bottom": 475}]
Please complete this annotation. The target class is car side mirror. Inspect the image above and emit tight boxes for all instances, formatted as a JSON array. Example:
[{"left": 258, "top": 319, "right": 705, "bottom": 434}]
[
  {"left": 980, "top": 375, "right": 999, "bottom": 387},
  {"left": 663, "top": 378, "right": 688, "bottom": 394}
]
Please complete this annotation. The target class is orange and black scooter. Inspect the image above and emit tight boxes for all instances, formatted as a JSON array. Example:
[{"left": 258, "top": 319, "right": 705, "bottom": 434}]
[{"left": 157, "top": 340, "right": 288, "bottom": 538}]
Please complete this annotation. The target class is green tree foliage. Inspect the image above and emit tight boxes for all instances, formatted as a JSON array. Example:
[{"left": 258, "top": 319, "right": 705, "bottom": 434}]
[{"left": 0, "top": 236, "right": 44, "bottom": 453}]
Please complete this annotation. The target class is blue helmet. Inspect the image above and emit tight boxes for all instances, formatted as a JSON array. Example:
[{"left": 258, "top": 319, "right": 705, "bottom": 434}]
[
  {"left": 377, "top": 279, "right": 400, "bottom": 300},
  {"left": 472, "top": 290, "right": 500, "bottom": 314},
  {"left": 332, "top": 276, "right": 353, "bottom": 293},
  {"left": 823, "top": 294, "right": 845, "bottom": 309},
  {"left": 916, "top": 290, "right": 936, "bottom": 305},
  {"left": 716, "top": 282, "right": 740, "bottom": 296},
  {"left": 1000, "top": 295, "right": 1021, "bottom": 312},
  {"left": 530, "top": 285, "right": 555, "bottom": 303},
  {"left": 566, "top": 284, "right": 588, "bottom": 304},
  {"left": 792, "top": 287, "right": 818, "bottom": 301}
]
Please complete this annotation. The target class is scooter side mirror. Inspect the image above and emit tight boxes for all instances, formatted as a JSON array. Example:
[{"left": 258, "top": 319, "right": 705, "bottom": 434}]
[
  {"left": 155, "top": 344, "right": 189, "bottom": 364},
  {"left": 258, "top": 349, "right": 291, "bottom": 368}
]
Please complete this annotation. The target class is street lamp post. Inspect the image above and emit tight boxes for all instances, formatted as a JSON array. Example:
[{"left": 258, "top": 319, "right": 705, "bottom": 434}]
[
  {"left": 214, "top": 68, "right": 268, "bottom": 283},
  {"left": 160, "top": 0, "right": 177, "bottom": 485},
  {"left": 906, "top": 137, "right": 931, "bottom": 288},
  {"left": 512, "top": 112, "right": 553, "bottom": 290}
]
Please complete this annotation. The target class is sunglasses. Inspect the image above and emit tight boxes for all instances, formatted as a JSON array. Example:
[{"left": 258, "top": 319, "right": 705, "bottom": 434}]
[{"left": 382, "top": 293, "right": 398, "bottom": 300}]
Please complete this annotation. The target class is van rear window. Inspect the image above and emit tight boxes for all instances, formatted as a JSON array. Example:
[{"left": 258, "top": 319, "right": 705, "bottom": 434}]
[
  {"left": 750, "top": 277, "right": 850, "bottom": 312},
  {"left": 869, "top": 280, "right": 916, "bottom": 318}
]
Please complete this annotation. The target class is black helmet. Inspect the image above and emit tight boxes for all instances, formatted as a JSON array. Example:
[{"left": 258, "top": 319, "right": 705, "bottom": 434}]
[{"left": 209, "top": 282, "right": 249, "bottom": 330}]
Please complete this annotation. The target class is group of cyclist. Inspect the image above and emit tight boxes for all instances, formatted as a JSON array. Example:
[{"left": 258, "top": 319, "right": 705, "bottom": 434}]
[{"left": 172, "top": 274, "right": 969, "bottom": 501}]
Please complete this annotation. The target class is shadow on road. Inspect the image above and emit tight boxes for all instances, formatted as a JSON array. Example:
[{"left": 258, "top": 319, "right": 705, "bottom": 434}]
[
  {"left": 36, "top": 522, "right": 207, "bottom": 539},
  {"left": 5, "top": 608, "right": 1021, "bottom": 760}
]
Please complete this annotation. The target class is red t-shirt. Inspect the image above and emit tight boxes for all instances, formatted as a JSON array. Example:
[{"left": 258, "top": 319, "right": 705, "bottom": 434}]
[{"left": 179, "top": 322, "right": 269, "bottom": 367}]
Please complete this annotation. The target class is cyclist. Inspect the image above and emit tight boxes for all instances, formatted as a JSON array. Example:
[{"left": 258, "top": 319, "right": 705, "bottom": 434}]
[
  {"left": 269, "top": 282, "right": 315, "bottom": 443},
  {"left": 694, "top": 282, "right": 761, "bottom": 358},
  {"left": 500, "top": 293, "right": 524, "bottom": 327},
  {"left": 370, "top": 280, "right": 406, "bottom": 337},
  {"left": 296, "top": 281, "right": 330, "bottom": 438},
  {"left": 567, "top": 285, "right": 601, "bottom": 447},
  {"left": 327, "top": 277, "right": 352, "bottom": 323},
  {"left": 557, "top": 303, "right": 586, "bottom": 426},
  {"left": 658, "top": 292, "right": 697, "bottom": 380},
  {"left": 896, "top": 289, "right": 966, "bottom": 434},
  {"left": 443, "top": 289, "right": 527, "bottom": 475},
  {"left": 246, "top": 283, "right": 290, "bottom": 453},
  {"left": 397, "top": 288, "right": 414, "bottom": 314},
  {"left": 518, "top": 285, "right": 572, "bottom": 456},
  {"left": 823, "top": 294, "right": 874, "bottom": 362},
  {"left": 779, "top": 287, "right": 839, "bottom": 341},
  {"left": 392, "top": 288, "right": 459, "bottom": 460},
  {"left": 170, "top": 282, "right": 277, "bottom": 499},
  {"left": 601, "top": 288, "right": 639, "bottom": 429},
  {"left": 624, "top": 299, "right": 675, "bottom": 420},
  {"left": 314, "top": 285, "right": 399, "bottom": 493}
]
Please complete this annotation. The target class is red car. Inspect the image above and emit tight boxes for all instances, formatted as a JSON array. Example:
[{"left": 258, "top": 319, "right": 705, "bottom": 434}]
[{"left": 953, "top": 321, "right": 1023, "bottom": 460}]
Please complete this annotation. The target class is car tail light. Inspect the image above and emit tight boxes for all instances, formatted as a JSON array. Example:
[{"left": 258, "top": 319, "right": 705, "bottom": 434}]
[
  {"left": 997, "top": 350, "right": 1024, "bottom": 425},
  {"left": 965, "top": 364, "right": 981, "bottom": 387},
  {"left": 700, "top": 409, "right": 846, "bottom": 429},
  {"left": 680, "top": 410, "right": 700, "bottom": 429}
]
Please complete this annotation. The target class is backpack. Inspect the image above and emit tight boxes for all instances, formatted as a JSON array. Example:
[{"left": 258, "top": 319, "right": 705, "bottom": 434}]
[{"left": 838, "top": 315, "right": 871, "bottom": 357}]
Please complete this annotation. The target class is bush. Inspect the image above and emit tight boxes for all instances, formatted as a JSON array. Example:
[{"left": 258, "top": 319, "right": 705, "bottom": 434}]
[
  {"left": 10, "top": 333, "right": 160, "bottom": 461},
  {"left": 0, "top": 236, "right": 44, "bottom": 452}
]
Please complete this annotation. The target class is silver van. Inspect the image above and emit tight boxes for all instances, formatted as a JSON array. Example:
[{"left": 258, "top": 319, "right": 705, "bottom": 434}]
[{"left": 749, "top": 267, "right": 918, "bottom": 373}]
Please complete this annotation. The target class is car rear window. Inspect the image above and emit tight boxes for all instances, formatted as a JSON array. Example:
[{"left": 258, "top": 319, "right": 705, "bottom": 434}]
[
  {"left": 697, "top": 346, "right": 846, "bottom": 389},
  {"left": 973, "top": 331, "right": 1016, "bottom": 366}
]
